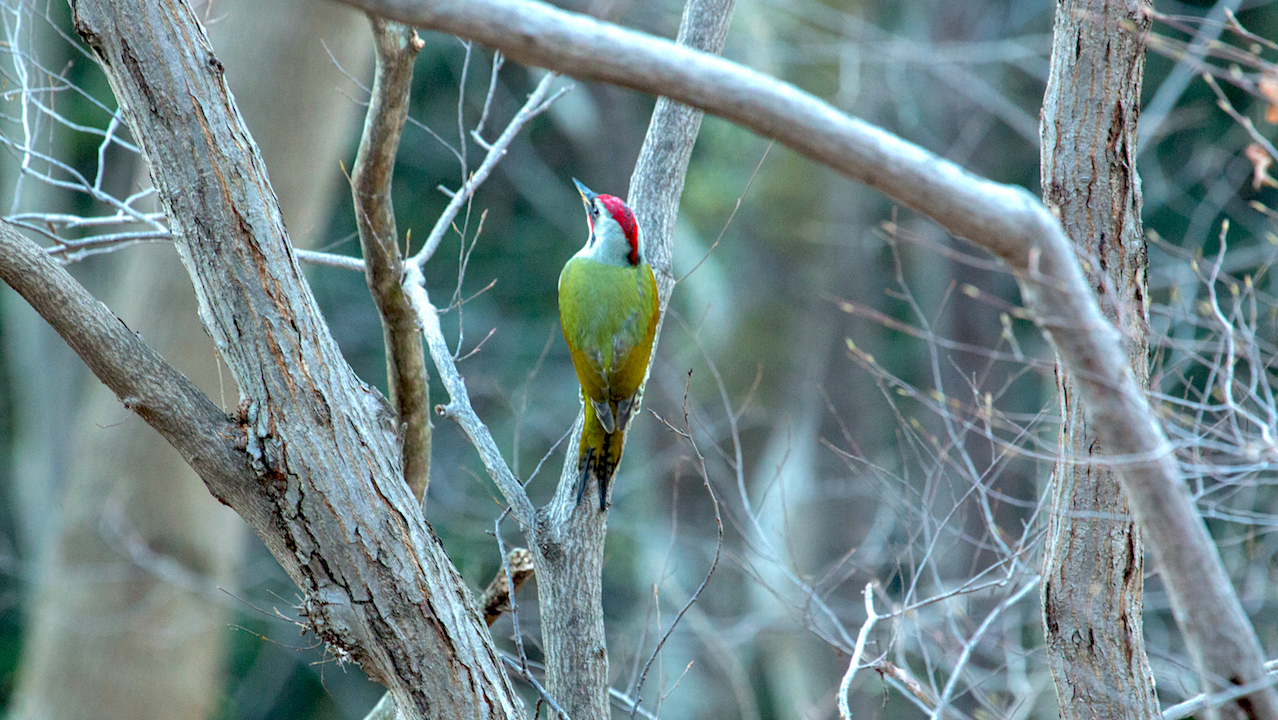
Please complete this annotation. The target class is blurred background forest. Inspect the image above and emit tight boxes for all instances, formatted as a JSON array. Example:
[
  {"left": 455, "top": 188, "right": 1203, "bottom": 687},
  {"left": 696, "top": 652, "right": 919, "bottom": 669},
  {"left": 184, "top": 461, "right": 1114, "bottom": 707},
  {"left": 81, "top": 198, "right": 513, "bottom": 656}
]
[{"left": 2, "top": 0, "right": 1278, "bottom": 718}]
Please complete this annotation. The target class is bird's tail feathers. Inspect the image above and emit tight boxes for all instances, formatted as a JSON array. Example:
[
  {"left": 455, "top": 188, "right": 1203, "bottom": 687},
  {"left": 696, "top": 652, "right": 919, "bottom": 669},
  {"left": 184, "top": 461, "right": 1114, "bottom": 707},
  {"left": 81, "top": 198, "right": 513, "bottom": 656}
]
[{"left": 575, "top": 403, "right": 628, "bottom": 511}]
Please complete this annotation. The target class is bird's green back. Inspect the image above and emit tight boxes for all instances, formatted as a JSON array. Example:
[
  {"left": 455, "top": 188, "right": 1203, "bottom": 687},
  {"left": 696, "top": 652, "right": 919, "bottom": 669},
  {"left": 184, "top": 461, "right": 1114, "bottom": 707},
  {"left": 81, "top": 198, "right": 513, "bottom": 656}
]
[{"left": 558, "top": 256, "right": 658, "bottom": 400}]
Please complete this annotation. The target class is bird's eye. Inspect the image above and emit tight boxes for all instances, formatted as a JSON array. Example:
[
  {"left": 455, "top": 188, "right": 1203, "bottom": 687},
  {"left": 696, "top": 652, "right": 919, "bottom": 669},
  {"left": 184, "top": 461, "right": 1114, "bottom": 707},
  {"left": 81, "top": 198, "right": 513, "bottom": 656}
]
[{"left": 591, "top": 205, "right": 600, "bottom": 217}]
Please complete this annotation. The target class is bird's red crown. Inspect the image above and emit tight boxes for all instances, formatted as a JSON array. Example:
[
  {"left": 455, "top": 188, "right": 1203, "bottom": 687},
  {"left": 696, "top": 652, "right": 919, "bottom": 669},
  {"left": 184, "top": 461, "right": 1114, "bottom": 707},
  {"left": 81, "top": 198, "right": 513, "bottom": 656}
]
[{"left": 599, "top": 194, "right": 639, "bottom": 265}]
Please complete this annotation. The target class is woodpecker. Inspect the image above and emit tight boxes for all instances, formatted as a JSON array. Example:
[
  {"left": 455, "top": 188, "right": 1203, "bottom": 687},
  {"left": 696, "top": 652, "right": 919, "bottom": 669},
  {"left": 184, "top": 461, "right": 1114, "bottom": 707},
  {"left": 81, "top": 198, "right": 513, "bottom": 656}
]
[{"left": 558, "top": 179, "right": 659, "bottom": 511}]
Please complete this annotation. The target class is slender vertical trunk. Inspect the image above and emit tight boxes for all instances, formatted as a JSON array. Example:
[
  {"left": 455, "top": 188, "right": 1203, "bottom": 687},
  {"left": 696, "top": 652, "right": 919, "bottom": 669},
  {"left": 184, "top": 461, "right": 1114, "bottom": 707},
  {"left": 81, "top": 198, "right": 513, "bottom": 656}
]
[
  {"left": 1039, "top": 2, "right": 1159, "bottom": 718},
  {"left": 525, "top": 2, "right": 736, "bottom": 718}
]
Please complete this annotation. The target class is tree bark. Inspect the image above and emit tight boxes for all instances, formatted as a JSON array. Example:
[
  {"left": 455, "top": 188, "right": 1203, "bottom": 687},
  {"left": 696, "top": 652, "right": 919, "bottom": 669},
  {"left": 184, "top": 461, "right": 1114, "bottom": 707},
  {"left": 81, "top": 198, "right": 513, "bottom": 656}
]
[
  {"left": 9, "top": 4, "right": 370, "bottom": 717},
  {"left": 1039, "top": 2, "right": 1160, "bottom": 719},
  {"left": 54, "top": 1, "right": 522, "bottom": 717}
]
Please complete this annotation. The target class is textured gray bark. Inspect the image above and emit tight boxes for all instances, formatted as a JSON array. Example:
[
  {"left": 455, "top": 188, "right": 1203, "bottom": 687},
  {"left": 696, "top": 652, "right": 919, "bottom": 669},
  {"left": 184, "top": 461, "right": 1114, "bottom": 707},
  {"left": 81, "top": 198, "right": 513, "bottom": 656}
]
[
  {"left": 9, "top": 5, "right": 368, "bottom": 716},
  {"left": 205, "top": 0, "right": 371, "bottom": 251},
  {"left": 48, "top": 1, "right": 522, "bottom": 717},
  {"left": 1040, "top": 2, "right": 1160, "bottom": 719}
]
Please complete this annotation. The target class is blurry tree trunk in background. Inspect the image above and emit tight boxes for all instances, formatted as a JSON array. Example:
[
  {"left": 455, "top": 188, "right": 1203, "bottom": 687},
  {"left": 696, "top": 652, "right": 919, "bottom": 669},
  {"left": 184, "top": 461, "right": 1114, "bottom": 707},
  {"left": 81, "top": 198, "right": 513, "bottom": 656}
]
[
  {"left": 1039, "top": 1, "right": 1158, "bottom": 718},
  {"left": 10, "top": 249, "right": 243, "bottom": 720},
  {"left": 748, "top": 243, "right": 838, "bottom": 720},
  {"left": 8, "top": 2, "right": 371, "bottom": 718}
]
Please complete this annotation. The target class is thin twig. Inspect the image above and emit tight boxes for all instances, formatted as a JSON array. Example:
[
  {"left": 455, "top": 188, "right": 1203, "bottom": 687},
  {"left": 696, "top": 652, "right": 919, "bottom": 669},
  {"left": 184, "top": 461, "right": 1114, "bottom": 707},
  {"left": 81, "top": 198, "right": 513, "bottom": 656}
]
[
  {"left": 479, "top": 544, "right": 534, "bottom": 627},
  {"left": 410, "top": 72, "right": 565, "bottom": 266},
  {"left": 929, "top": 577, "right": 1039, "bottom": 719},
  {"left": 1163, "top": 660, "right": 1278, "bottom": 720},
  {"left": 837, "top": 583, "right": 883, "bottom": 720},
  {"left": 295, "top": 249, "right": 366, "bottom": 272},
  {"left": 473, "top": 51, "right": 506, "bottom": 140},
  {"left": 498, "top": 654, "right": 573, "bottom": 720},
  {"left": 1201, "top": 72, "right": 1278, "bottom": 162},
  {"left": 404, "top": 265, "right": 536, "bottom": 525},
  {"left": 631, "top": 384, "right": 724, "bottom": 718}
]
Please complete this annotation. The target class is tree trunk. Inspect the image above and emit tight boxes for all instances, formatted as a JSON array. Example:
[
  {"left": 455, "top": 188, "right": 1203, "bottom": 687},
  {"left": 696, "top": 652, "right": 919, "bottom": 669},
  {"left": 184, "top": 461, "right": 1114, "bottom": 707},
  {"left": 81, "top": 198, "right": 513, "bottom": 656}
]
[
  {"left": 8, "top": 4, "right": 371, "bottom": 718},
  {"left": 1039, "top": 2, "right": 1159, "bottom": 718},
  {"left": 56, "top": 1, "right": 523, "bottom": 716}
]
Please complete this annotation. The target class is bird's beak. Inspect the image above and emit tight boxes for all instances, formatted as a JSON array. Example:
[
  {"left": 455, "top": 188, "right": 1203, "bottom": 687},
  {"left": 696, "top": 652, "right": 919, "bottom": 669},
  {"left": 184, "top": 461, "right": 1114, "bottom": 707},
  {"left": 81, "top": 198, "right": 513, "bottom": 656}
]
[{"left": 572, "top": 178, "right": 597, "bottom": 206}]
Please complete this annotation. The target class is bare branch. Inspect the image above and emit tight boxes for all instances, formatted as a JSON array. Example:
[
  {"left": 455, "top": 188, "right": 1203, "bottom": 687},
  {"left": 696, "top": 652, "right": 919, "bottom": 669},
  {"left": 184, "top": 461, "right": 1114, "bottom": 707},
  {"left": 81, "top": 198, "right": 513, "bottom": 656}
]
[
  {"left": 0, "top": 4, "right": 168, "bottom": 259},
  {"left": 404, "top": 265, "right": 537, "bottom": 526},
  {"left": 1139, "top": 0, "right": 1244, "bottom": 150},
  {"left": 331, "top": 0, "right": 1044, "bottom": 263},
  {"left": 351, "top": 16, "right": 432, "bottom": 503},
  {"left": 1202, "top": 73, "right": 1278, "bottom": 162},
  {"left": 409, "top": 71, "right": 563, "bottom": 266},
  {"left": 837, "top": 583, "right": 883, "bottom": 720},
  {"left": 295, "top": 248, "right": 367, "bottom": 272},
  {"left": 931, "top": 577, "right": 1039, "bottom": 718},
  {"left": 1165, "top": 662, "right": 1278, "bottom": 720},
  {"left": 630, "top": 400, "right": 724, "bottom": 717},
  {"left": 0, "top": 220, "right": 265, "bottom": 519}
]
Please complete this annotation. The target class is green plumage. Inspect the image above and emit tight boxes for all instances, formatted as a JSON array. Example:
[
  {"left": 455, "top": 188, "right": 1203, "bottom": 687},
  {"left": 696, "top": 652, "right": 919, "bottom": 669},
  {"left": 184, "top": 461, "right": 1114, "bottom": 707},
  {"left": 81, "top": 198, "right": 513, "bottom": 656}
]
[{"left": 559, "top": 255, "right": 659, "bottom": 509}]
